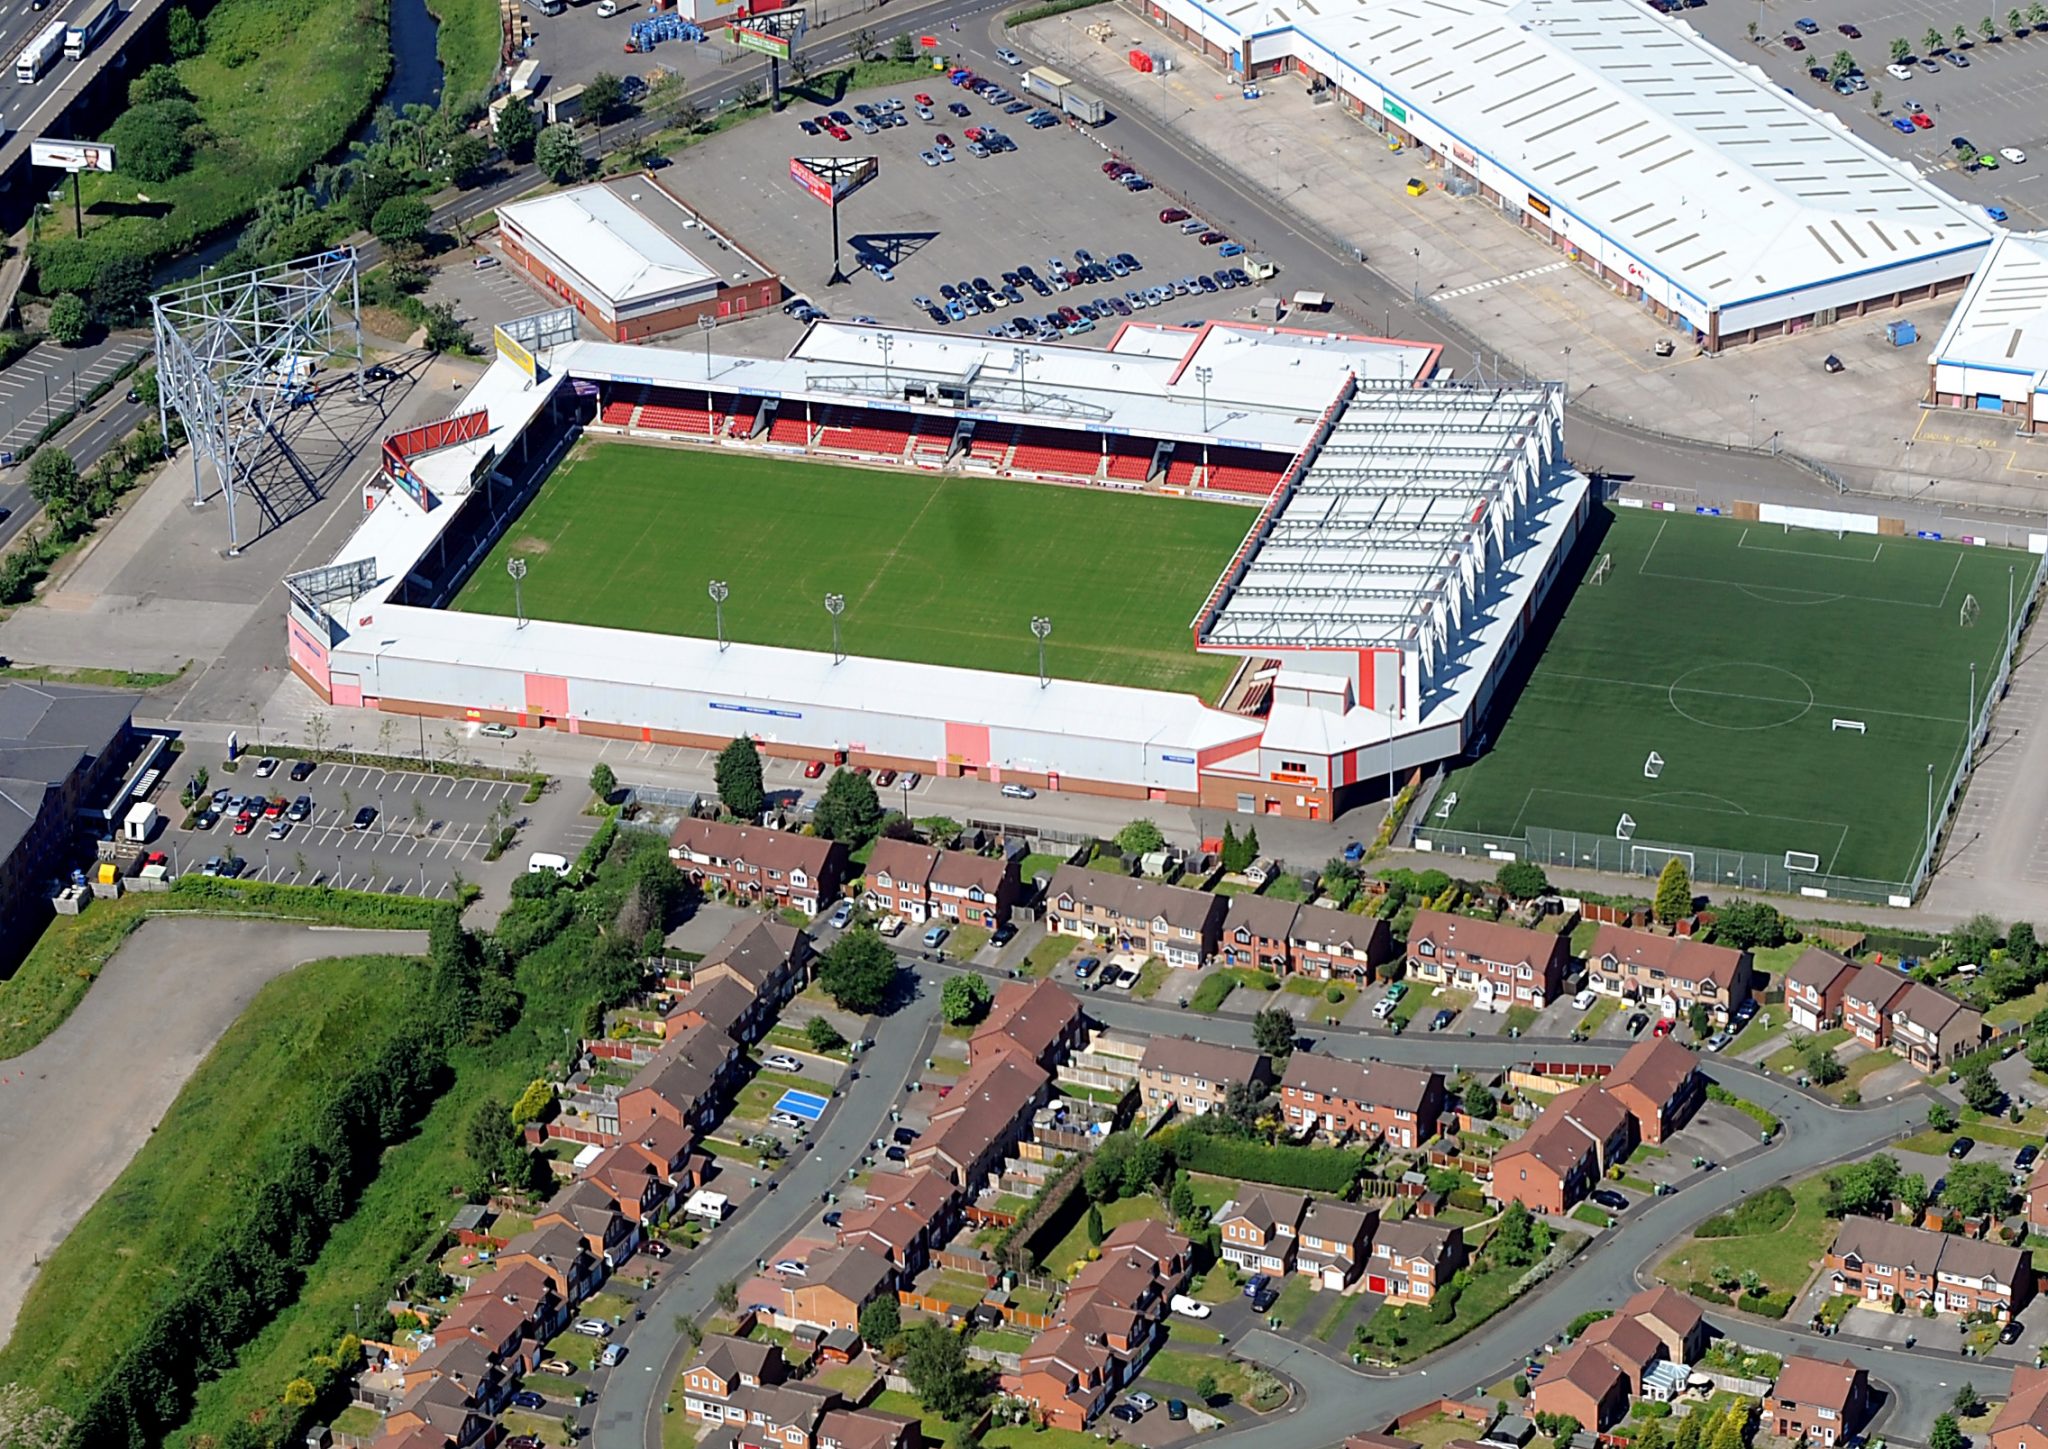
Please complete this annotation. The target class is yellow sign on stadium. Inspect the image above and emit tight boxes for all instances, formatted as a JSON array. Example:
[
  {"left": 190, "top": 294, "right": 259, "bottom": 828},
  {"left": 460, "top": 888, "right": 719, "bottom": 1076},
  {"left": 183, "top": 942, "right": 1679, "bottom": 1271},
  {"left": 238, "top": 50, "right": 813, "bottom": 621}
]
[{"left": 493, "top": 324, "right": 538, "bottom": 383}]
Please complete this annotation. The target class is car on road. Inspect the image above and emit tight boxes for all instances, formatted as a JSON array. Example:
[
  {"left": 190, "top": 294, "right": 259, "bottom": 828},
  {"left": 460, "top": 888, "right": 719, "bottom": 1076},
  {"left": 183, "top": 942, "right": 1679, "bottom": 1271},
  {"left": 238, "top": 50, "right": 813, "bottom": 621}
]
[
  {"left": 1794, "top": 16, "right": 1818, "bottom": 30},
  {"left": 765, "top": 1053, "right": 803, "bottom": 1072},
  {"left": 1952, "top": 1136, "right": 1977, "bottom": 1158},
  {"left": 1888, "top": 62, "right": 1915, "bottom": 79},
  {"left": 600, "top": 1343, "right": 627, "bottom": 1368},
  {"left": 1781, "top": 33, "right": 1804, "bottom": 48},
  {"left": 1892, "top": 115, "right": 1918, "bottom": 134},
  {"left": 1000, "top": 782, "right": 1036, "bottom": 798},
  {"left": 1911, "top": 112, "right": 1934, "bottom": 129},
  {"left": 572, "top": 1319, "right": 612, "bottom": 1337},
  {"left": 268, "top": 819, "right": 292, "bottom": 840},
  {"left": 1920, "top": 55, "right": 1941, "bottom": 70},
  {"left": 254, "top": 757, "right": 279, "bottom": 778},
  {"left": 774, "top": 1259, "right": 808, "bottom": 1276},
  {"left": 875, "top": 768, "right": 897, "bottom": 787},
  {"left": 997, "top": 45, "right": 1022, "bottom": 63},
  {"left": 1838, "top": 21, "right": 1861, "bottom": 35},
  {"left": 2004, "top": 147, "right": 2029, "bottom": 163},
  {"left": 1169, "top": 1294, "right": 1211, "bottom": 1318},
  {"left": 233, "top": 814, "right": 255, "bottom": 835},
  {"left": 352, "top": 805, "right": 378, "bottom": 830},
  {"left": 290, "top": 759, "right": 317, "bottom": 780},
  {"left": 1952, "top": 50, "right": 1972, "bottom": 65},
  {"left": 922, "top": 925, "right": 950, "bottom": 949}
]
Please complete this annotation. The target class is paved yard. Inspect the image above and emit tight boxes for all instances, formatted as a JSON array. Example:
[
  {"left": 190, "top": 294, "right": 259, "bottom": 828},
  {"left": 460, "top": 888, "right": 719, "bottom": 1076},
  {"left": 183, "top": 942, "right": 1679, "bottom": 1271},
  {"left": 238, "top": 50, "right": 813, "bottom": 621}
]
[{"left": 0, "top": 918, "right": 427, "bottom": 1343}]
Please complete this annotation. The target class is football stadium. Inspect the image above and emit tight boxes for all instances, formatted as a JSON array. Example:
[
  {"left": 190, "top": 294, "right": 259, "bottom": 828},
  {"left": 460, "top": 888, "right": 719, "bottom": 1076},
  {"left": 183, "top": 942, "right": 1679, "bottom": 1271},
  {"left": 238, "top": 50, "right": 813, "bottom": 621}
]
[{"left": 284, "top": 313, "right": 1595, "bottom": 823}]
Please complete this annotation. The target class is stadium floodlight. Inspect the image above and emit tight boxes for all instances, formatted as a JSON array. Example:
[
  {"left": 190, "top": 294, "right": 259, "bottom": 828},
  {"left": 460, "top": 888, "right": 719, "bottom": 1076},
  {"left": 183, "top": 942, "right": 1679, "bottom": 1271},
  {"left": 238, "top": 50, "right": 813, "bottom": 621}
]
[
  {"left": 710, "top": 579, "right": 730, "bottom": 651},
  {"left": 1193, "top": 365, "right": 1213, "bottom": 432},
  {"left": 825, "top": 592, "right": 845, "bottom": 664},
  {"left": 508, "top": 556, "right": 528, "bottom": 630},
  {"left": 699, "top": 314, "right": 718, "bottom": 378},
  {"left": 152, "top": 246, "right": 364, "bottom": 553},
  {"left": 878, "top": 333, "right": 894, "bottom": 392},
  {"left": 1031, "top": 615, "right": 1052, "bottom": 688}
]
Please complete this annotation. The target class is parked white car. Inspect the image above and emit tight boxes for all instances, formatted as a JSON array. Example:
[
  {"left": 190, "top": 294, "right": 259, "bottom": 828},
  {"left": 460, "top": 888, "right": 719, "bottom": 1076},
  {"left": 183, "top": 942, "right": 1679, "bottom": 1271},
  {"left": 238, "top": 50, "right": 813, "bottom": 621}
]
[
  {"left": 774, "top": 1259, "right": 808, "bottom": 1276},
  {"left": 764, "top": 1054, "right": 803, "bottom": 1072},
  {"left": 1168, "top": 1294, "right": 1212, "bottom": 1319},
  {"left": 1572, "top": 988, "right": 1597, "bottom": 1010},
  {"left": 572, "top": 1319, "right": 612, "bottom": 1338}
]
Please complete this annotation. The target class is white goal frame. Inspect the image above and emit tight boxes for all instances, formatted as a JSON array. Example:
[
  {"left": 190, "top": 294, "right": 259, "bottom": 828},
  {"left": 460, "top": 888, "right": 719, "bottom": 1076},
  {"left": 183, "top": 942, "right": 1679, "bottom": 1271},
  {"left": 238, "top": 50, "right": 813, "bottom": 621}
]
[
  {"left": 1616, "top": 813, "right": 1637, "bottom": 841},
  {"left": 1630, "top": 845, "right": 1694, "bottom": 877},
  {"left": 1644, "top": 751, "right": 1665, "bottom": 779},
  {"left": 1831, "top": 719, "right": 1865, "bottom": 733},
  {"left": 1961, "top": 593, "right": 1982, "bottom": 627},
  {"left": 1784, "top": 851, "right": 1821, "bottom": 873}
]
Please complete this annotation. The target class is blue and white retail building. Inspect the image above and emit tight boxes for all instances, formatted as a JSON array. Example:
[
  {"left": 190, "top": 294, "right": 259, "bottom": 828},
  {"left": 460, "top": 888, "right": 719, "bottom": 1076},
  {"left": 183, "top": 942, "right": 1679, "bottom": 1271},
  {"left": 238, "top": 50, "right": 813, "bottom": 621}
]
[
  {"left": 1926, "top": 228, "right": 2048, "bottom": 429},
  {"left": 1138, "top": 0, "right": 1992, "bottom": 350}
]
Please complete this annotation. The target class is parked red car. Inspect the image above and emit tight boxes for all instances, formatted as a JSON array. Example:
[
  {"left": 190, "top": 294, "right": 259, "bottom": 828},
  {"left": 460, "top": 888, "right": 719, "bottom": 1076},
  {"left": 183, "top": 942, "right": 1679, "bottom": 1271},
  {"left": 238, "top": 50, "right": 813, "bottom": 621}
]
[
  {"left": 804, "top": 760, "right": 826, "bottom": 779},
  {"left": 1160, "top": 206, "right": 1189, "bottom": 223}
]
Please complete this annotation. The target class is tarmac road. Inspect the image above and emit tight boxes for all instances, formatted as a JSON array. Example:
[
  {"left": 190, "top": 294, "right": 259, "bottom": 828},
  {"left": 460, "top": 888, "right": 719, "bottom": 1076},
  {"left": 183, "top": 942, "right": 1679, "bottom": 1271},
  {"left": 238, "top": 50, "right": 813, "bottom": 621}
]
[{"left": 589, "top": 964, "right": 944, "bottom": 1449}]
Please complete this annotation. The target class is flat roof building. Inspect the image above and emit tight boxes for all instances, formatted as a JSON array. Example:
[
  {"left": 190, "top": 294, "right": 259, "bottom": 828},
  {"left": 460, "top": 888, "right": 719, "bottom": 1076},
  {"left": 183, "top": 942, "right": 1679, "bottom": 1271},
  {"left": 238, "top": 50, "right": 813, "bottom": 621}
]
[
  {"left": 495, "top": 177, "right": 782, "bottom": 342},
  {"left": 1141, "top": 0, "right": 1990, "bottom": 349},
  {"left": 1927, "top": 229, "right": 2048, "bottom": 429}
]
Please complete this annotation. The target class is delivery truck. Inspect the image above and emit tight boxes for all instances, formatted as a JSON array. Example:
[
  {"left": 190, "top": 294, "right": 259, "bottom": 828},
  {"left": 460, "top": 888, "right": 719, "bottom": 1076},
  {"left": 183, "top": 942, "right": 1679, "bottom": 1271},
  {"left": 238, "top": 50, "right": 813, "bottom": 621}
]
[
  {"left": 1061, "top": 86, "right": 1106, "bottom": 125},
  {"left": 1022, "top": 65, "right": 1069, "bottom": 102},
  {"left": 15, "top": 20, "right": 64, "bottom": 82},
  {"left": 62, "top": 0, "right": 119, "bottom": 61}
]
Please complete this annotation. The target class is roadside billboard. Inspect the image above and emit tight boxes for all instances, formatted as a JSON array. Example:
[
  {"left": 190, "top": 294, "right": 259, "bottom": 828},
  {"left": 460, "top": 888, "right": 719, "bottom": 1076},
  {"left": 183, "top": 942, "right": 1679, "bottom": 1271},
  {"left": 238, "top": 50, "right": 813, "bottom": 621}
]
[{"left": 29, "top": 139, "right": 114, "bottom": 172}]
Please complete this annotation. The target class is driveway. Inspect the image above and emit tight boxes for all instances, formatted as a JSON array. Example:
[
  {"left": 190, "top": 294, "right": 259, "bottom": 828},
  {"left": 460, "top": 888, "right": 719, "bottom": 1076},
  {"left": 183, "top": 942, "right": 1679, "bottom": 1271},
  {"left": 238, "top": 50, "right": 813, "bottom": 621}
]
[{"left": 0, "top": 918, "right": 427, "bottom": 1344}]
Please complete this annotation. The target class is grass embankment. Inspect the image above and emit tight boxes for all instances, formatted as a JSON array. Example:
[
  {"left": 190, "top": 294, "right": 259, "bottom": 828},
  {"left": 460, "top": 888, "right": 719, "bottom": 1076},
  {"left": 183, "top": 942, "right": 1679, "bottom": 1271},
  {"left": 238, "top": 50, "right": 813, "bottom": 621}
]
[
  {"left": 0, "top": 954, "right": 418, "bottom": 1402},
  {"left": 1656, "top": 1174, "right": 1830, "bottom": 1305},
  {"left": 34, "top": 0, "right": 392, "bottom": 288}
]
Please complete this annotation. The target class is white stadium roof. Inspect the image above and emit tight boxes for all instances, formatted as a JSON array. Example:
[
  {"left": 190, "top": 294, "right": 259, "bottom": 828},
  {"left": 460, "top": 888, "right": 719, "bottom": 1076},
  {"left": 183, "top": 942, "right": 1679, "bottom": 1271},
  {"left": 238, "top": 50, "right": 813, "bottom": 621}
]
[
  {"left": 1187, "top": 0, "right": 1988, "bottom": 320},
  {"left": 499, "top": 183, "right": 719, "bottom": 306},
  {"left": 1203, "top": 384, "right": 1563, "bottom": 669}
]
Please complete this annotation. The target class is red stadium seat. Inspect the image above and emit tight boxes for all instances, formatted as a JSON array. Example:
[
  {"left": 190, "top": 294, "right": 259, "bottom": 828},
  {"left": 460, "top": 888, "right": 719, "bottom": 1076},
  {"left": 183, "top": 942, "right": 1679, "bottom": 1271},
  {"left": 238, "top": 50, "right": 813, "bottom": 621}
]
[{"left": 1010, "top": 427, "right": 1100, "bottom": 479}]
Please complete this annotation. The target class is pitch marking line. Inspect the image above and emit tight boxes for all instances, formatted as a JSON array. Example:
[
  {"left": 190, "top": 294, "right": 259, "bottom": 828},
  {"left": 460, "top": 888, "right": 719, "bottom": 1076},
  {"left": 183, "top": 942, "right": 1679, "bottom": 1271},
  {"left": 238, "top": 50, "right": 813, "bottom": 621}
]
[
  {"left": 1735, "top": 528, "right": 1883, "bottom": 564},
  {"left": 1540, "top": 670, "right": 1969, "bottom": 728},
  {"left": 1516, "top": 785, "right": 1856, "bottom": 875}
]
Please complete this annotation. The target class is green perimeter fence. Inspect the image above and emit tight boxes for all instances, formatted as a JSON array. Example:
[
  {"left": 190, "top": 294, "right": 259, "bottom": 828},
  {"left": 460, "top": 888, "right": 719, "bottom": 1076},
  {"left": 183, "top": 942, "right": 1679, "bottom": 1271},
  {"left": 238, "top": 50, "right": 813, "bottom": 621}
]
[{"left": 1416, "top": 538, "right": 2048, "bottom": 907}]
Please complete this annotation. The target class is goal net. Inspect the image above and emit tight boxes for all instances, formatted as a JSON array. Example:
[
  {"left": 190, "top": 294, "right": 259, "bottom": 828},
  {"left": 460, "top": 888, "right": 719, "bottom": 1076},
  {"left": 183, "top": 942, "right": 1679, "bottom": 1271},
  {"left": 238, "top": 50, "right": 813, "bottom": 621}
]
[
  {"left": 1784, "top": 851, "right": 1821, "bottom": 873},
  {"left": 1630, "top": 845, "right": 1695, "bottom": 877},
  {"left": 1644, "top": 751, "right": 1665, "bottom": 780},
  {"left": 1961, "top": 593, "right": 1982, "bottom": 627},
  {"left": 1616, "top": 813, "right": 1636, "bottom": 841},
  {"left": 1588, "top": 553, "right": 1613, "bottom": 586}
]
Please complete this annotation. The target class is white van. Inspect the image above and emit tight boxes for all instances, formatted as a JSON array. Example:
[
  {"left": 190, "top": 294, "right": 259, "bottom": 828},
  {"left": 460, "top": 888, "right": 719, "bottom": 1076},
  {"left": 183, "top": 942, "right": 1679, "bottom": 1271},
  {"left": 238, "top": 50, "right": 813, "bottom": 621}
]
[{"left": 528, "top": 851, "right": 571, "bottom": 877}]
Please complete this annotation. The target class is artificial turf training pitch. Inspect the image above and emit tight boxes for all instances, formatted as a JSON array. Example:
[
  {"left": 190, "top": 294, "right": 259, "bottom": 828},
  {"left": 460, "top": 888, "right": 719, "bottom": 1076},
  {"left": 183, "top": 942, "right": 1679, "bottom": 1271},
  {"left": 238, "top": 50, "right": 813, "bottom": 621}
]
[
  {"left": 1427, "top": 505, "right": 2033, "bottom": 889},
  {"left": 453, "top": 441, "right": 1254, "bottom": 700}
]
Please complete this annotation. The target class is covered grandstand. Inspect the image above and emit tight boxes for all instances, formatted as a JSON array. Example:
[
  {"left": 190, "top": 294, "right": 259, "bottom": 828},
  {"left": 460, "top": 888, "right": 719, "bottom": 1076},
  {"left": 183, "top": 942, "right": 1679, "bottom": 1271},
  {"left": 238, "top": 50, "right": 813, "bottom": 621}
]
[{"left": 284, "top": 319, "right": 1581, "bottom": 820}]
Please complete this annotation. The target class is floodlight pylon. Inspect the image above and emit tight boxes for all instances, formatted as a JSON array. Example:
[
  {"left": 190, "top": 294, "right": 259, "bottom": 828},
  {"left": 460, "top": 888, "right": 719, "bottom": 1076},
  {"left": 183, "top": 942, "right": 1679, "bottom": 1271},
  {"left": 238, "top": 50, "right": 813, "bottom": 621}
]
[{"left": 151, "top": 247, "right": 364, "bottom": 553}]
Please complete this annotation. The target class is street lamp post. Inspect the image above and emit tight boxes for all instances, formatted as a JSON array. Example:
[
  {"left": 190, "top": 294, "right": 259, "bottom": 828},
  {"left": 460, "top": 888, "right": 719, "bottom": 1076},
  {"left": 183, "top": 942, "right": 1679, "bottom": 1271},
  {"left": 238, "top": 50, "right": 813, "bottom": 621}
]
[
  {"left": 1927, "top": 761, "right": 1935, "bottom": 859},
  {"left": 508, "top": 556, "right": 528, "bottom": 629},
  {"left": 1031, "top": 615, "right": 1052, "bottom": 688},
  {"left": 1748, "top": 392, "right": 1759, "bottom": 448},
  {"left": 699, "top": 314, "right": 718, "bottom": 377},
  {"left": 1194, "top": 366, "right": 1213, "bottom": 432},
  {"left": 710, "top": 579, "right": 730, "bottom": 651},
  {"left": 879, "top": 333, "right": 894, "bottom": 392},
  {"left": 825, "top": 593, "right": 845, "bottom": 664}
]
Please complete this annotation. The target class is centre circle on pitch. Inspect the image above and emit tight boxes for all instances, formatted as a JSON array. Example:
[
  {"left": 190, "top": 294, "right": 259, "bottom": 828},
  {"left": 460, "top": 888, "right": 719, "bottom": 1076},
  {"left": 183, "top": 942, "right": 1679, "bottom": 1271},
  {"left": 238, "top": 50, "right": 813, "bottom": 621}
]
[{"left": 1666, "top": 662, "right": 1814, "bottom": 731}]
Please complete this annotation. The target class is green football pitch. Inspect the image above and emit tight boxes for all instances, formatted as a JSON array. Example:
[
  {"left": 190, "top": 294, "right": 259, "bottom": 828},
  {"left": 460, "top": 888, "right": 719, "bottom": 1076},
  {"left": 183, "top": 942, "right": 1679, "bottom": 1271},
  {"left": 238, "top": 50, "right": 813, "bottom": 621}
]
[
  {"left": 452, "top": 441, "right": 1255, "bottom": 699},
  {"left": 1427, "top": 505, "right": 2036, "bottom": 890}
]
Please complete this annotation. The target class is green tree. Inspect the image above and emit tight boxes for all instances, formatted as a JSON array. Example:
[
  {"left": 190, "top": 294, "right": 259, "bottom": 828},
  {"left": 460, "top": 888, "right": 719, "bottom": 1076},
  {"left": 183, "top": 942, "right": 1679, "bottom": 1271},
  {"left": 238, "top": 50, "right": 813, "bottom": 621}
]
[
  {"left": 1323, "top": 855, "right": 1362, "bottom": 905},
  {"left": 1195, "top": 1370, "right": 1221, "bottom": 1403},
  {"left": 805, "top": 1015, "right": 846, "bottom": 1053},
  {"left": 496, "top": 99, "right": 539, "bottom": 160},
  {"left": 1944, "top": 1161, "right": 2012, "bottom": 1218},
  {"left": 2032, "top": 0, "right": 2047, "bottom": 26},
  {"left": 816, "top": 768, "right": 883, "bottom": 846},
  {"left": 1712, "top": 899, "right": 1791, "bottom": 949},
  {"left": 107, "top": 99, "right": 200, "bottom": 182},
  {"left": 1982, "top": 15, "right": 2000, "bottom": 39},
  {"left": 1955, "top": 1384, "right": 1986, "bottom": 1417},
  {"left": 464, "top": 1094, "right": 513, "bottom": 1183},
  {"left": 421, "top": 301, "right": 473, "bottom": 355},
  {"left": 1675, "top": 1407, "right": 1706, "bottom": 1449},
  {"left": 940, "top": 973, "right": 992, "bottom": 1026},
  {"left": 1823, "top": 1153, "right": 1904, "bottom": 1217},
  {"left": 1891, "top": 35, "right": 1912, "bottom": 60},
  {"left": 2012, "top": 8, "right": 2028, "bottom": 34},
  {"left": 901, "top": 1323, "right": 983, "bottom": 1421},
  {"left": 859, "top": 1294, "right": 900, "bottom": 1346},
  {"left": 128, "top": 64, "right": 189, "bottom": 106},
  {"left": 90, "top": 254, "right": 151, "bottom": 326},
  {"left": 510, "top": 1078, "right": 554, "bottom": 1125},
  {"left": 1496, "top": 861, "right": 1549, "bottom": 899},
  {"left": 715, "top": 1279, "right": 739, "bottom": 1312},
  {"left": 817, "top": 926, "right": 897, "bottom": 1014},
  {"left": 27, "top": 448, "right": 83, "bottom": 522},
  {"left": 1931, "top": 1414, "right": 1965, "bottom": 1449},
  {"left": 1086, "top": 1201, "right": 1106, "bottom": 1246},
  {"left": 1802, "top": 1044, "right": 1846, "bottom": 1086},
  {"left": 446, "top": 132, "right": 490, "bottom": 187},
  {"left": 1252, "top": 1005, "right": 1296, "bottom": 1060},
  {"left": 45, "top": 293, "right": 89, "bottom": 347},
  {"left": 1927, "top": 25, "right": 1948, "bottom": 52},
  {"left": 1463, "top": 1081, "right": 1498, "bottom": 1119},
  {"left": 1929, "top": 1101, "right": 1960, "bottom": 1132},
  {"left": 1961, "top": 1062, "right": 2004, "bottom": 1113},
  {"left": 1170, "top": 1176, "right": 1198, "bottom": 1223},
  {"left": 1493, "top": 1200, "right": 1538, "bottom": 1266},
  {"left": 589, "top": 762, "right": 618, "bottom": 803},
  {"left": 534, "top": 123, "right": 584, "bottom": 184},
  {"left": 1828, "top": 49, "right": 1857, "bottom": 82},
  {"left": 165, "top": 5, "right": 202, "bottom": 56},
  {"left": 1653, "top": 856, "right": 1693, "bottom": 924},
  {"left": 2010, "top": 921, "right": 2040, "bottom": 970},
  {"left": 1222, "top": 823, "right": 1258, "bottom": 873},
  {"left": 1687, "top": 1002, "right": 1711, "bottom": 1040},
  {"left": 583, "top": 71, "right": 626, "bottom": 124},
  {"left": 714, "top": 736, "right": 766, "bottom": 820},
  {"left": 1952, "top": 912, "right": 2003, "bottom": 967},
  {"left": 892, "top": 31, "right": 916, "bottom": 61},
  {"left": 1115, "top": 818, "right": 1166, "bottom": 856},
  {"left": 1222, "top": 1077, "right": 1268, "bottom": 1135},
  {"left": 371, "top": 194, "right": 434, "bottom": 254}
]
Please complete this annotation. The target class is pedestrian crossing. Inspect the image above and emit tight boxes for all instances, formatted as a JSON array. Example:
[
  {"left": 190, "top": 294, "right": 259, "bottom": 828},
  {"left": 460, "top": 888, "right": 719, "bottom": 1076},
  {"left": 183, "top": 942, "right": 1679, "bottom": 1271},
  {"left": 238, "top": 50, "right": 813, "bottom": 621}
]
[{"left": 1434, "top": 260, "right": 1570, "bottom": 300}]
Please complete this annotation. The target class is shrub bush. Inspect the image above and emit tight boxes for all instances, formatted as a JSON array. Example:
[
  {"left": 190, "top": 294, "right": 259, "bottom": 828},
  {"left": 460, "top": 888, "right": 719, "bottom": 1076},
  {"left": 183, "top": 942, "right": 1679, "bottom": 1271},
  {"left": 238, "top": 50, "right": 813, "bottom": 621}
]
[
  {"left": 1172, "top": 1132, "right": 1364, "bottom": 1194},
  {"left": 1744, "top": 1290, "right": 1795, "bottom": 1319}
]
